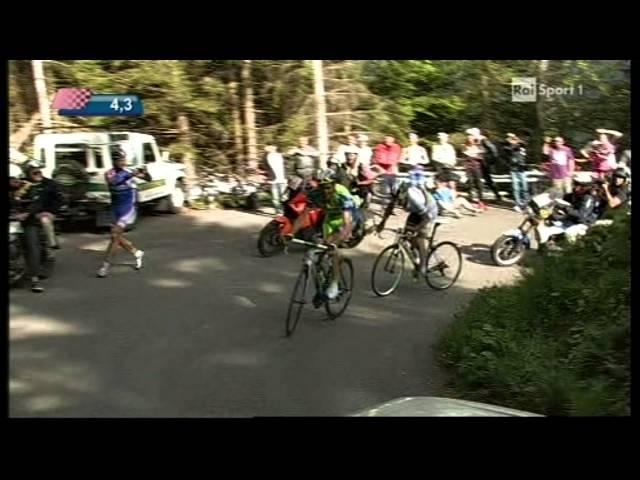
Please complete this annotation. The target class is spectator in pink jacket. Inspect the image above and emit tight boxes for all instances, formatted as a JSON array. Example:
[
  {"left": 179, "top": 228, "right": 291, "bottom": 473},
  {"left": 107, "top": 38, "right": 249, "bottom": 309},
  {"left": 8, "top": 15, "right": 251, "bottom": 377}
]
[
  {"left": 374, "top": 135, "right": 403, "bottom": 195},
  {"left": 586, "top": 129, "right": 623, "bottom": 178},
  {"left": 543, "top": 136, "right": 575, "bottom": 195}
]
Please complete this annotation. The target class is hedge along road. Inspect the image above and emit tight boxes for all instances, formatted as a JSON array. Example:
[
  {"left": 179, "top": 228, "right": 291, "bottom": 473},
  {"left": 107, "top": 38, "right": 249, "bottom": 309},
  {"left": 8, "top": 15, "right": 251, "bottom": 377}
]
[{"left": 9, "top": 204, "right": 523, "bottom": 417}]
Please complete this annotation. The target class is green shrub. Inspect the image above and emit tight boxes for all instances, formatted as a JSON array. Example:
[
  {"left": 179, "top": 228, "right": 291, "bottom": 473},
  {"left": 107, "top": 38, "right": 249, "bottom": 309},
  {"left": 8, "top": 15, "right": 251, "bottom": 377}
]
[{"left": 437, "top": 211, "right": 630, "bottom": 415}]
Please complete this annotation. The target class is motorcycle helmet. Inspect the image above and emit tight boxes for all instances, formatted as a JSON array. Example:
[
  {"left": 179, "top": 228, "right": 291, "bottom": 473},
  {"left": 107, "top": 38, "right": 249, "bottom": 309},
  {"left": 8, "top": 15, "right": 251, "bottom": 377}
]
[
  {"left": 24, "top": 159, "right": 44, "bottom": 178},
  {"left": 318, "top": 169, "right": 337, "bottom": 185},
  {"left": 612, "top": 168, "right": 630, "bottom": 182}
]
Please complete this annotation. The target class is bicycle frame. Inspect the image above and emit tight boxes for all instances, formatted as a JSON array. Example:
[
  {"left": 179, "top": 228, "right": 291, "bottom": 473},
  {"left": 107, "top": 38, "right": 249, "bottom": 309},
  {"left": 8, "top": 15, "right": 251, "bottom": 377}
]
[
  {"left": 286, "top": 238, "right": 336, "bottom": 290},
  {"left": 382, "top": 221, "right": 444, "bottom": 269}
]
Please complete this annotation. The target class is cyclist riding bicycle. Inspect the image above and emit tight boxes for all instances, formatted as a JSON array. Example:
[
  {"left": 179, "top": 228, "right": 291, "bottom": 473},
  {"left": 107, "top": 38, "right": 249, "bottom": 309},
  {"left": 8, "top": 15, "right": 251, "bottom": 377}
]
[
  {"left": 287, "top": 169, "right": 356, "bottom": 300},
  {"left": 377, "top": 165, "right": 438, "bottom": 275}
]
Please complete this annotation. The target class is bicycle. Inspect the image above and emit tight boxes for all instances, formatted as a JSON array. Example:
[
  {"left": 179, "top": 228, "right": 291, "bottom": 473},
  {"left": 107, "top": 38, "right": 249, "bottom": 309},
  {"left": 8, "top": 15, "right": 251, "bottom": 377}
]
[
  {"left": 284, "top": 238, "right": 354, "bottom": 337},
  {"left": 370, "top": 218, "right": 462, "bottom": 296}
]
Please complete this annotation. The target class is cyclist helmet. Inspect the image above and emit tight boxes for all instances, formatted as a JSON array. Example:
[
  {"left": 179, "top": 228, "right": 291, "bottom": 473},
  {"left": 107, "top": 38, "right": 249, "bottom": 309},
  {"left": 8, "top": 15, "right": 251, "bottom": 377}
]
[
  {"left": 112, "top": 145, "right": 127, "bottom": 163},
  {"left": 408, "top": 164, "right": 426, "bottom": 186}
]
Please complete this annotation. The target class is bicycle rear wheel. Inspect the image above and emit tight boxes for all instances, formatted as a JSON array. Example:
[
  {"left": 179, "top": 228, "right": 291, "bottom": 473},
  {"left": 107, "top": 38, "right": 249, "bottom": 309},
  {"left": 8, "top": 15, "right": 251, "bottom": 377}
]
[
  {"left": 325, "top": 257, "right": 354, "bottom": 319},
  {"left": 424, "top": 241, "right": 462, "bottom": 290},
  {"left": 285, "top": 265, "right": 309, "bottom": 337},
  {"left": 371, "top": 244, "right": 405, "bottom": 297}
]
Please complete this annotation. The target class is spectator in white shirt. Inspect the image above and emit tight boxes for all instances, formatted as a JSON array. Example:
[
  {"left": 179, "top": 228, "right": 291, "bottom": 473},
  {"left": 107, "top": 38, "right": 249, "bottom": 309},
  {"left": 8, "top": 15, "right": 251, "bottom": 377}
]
[
  {"left": 431, "top": 132, "right": 459, "bottom": 193},
  {"left": 401, "top": 132, "right": 429, "bottom": 172},
  {"left": 265, "top": 144, "right": 287, "bottom": 214},
  {"left": 357, "top": 134, "right": 373, "bottom": 168},
  {"left": 332, "top": 134, "right": 360, "bottom": 165}
]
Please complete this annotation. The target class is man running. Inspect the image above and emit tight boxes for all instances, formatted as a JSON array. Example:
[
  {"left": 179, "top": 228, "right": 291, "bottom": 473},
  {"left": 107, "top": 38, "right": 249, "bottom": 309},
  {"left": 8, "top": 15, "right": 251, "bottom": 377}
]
[
  {"left": 97, "top": 145, "right": 151, "bottom": 278},
  {"left": 287, "top": 170, "right": 355, "bottom": 301}
]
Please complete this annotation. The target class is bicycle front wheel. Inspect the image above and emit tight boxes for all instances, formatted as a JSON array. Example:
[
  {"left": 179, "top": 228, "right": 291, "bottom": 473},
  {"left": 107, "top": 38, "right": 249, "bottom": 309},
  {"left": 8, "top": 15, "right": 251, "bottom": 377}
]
[
  {"left": 371, "top": 244, "right": 405, "bottom": 297},
  {"left": 425, "top": 241, "right": 462, "bottom": 290},
  {"left": 325, "top": 257, "right": 354, "bottom": 319},
  {"left": 285, "top": 265, "right": 309, "bottom": 337}
]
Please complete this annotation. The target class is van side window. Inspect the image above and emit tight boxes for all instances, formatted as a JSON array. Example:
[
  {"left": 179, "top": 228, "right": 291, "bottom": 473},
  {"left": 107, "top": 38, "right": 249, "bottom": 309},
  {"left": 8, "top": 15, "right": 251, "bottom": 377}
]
[
  {"left": 93, "top": 147, "right": 104, "bottom": 169},
  {"left": 55, "top": 144, "right": 89, "bottom": 168},
  {"left": 143, "top": 143, "right": 156, "bottom": 164}
]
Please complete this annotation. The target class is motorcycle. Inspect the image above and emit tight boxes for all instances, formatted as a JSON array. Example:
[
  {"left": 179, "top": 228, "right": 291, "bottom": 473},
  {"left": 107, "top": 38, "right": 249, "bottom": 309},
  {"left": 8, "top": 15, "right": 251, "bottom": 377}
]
[
  {"left": 257, "top": 189, "right": 323, "bottom": 257},
  {"left": 491, "top": 193, "right": 573, "bottom": 267},
  {"left": 257, "top": 184, "right": 369, "bottom": 256}
]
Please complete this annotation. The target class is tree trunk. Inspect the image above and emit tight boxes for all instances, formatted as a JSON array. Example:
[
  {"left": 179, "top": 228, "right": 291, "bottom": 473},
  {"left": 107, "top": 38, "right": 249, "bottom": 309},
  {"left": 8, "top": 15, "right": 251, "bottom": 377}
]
[
  {"left": 177, "top": 114, "right": 198, "bottom": 189},
  {"left": 241, "top": 60, "right": 258, "bottom": 171},
  {"left": 31, "top": 60, "right": 52, "bottom": 133},
  {"left": 312, "top": 60, "right": 330, "bottom": 170},
  {"left": 480, "top": 62, "right": 493, "bottom": 133},
  {"left": 534, "top": 60, "right": 549, "bottom": 163},
  {"left": 10, "top": 111, "right": 41, "bottom": 150},
  {"left": 228, "top": 81, "right": 244, "bottom": 167}
]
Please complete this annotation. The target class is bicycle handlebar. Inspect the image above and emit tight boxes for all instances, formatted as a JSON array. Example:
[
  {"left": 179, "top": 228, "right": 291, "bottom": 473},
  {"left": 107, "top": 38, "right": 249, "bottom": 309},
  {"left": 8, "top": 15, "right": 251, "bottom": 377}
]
[{"left": 284, "top": 237, "right": 337, "bottom": 255}]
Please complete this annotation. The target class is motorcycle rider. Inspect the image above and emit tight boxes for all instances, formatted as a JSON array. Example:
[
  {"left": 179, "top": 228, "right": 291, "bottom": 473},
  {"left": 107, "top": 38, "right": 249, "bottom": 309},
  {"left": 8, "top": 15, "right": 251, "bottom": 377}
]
[
  {"left": 14, "top": 161, "right": 63, "bottom": 293},
  {"left": 557, "top": 175, "right": 605, "bottom": 242},
  {"left": 601, "top": 168, "right": 630, "bottom": 212}
]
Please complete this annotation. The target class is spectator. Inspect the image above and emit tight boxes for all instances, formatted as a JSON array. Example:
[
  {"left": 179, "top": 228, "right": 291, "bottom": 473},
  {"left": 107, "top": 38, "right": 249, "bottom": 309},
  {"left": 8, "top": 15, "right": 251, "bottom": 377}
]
[
  {"left": 327, "top": 156, "right": 350, "bottom": 189},
  {"left": 582, "top": 129, "right": 622, "bottom": 179},
  {"left": 332, "top": 134, "right": 359, "bottom": 164},
  {"left": 431, "top": 132, "right": 459, "bottom": 194},
  {"left": 288, "top": 136, "right": 319, "bottom": 180},
  {"left": 357, "top": 134, "right": 373, "bottom": 168},
  {"left": 374, "top": 135, "right": 403, "bottom": 195},
  {"left": 543, "top": 136, "right": 575, "bottom": 196},
  {"left": 462, "top": 131, "right": 488, "bottom": 209},
  {"left": 265, "top": 144, "right": 287, "bottom": 215},
  {"left": 466, "top": 128, "right": 502, "bottom": 202},
  {"left": 344, "top": 150, "right": 375, "bottom": 207},
  {"left": 433, "top": 176, "right": 482, "bottom": 218},
  {"left": 503, "top": 133, "right": 529, "bottom": 213},
  {"left": 401, "top": 132, "right": 429, "bottom": 172}
]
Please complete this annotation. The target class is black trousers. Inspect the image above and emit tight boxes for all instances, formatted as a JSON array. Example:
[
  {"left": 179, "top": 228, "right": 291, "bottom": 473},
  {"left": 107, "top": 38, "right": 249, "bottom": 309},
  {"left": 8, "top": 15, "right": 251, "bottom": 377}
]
[
  {"left": 466, "top": 166, "right": 484, "bottom": 203},
  {"left": 481, "top": 163, "right": 501, "bottom": 200},
  {"left": 23, "top": 224, "right": 43, "bottom": 279}
]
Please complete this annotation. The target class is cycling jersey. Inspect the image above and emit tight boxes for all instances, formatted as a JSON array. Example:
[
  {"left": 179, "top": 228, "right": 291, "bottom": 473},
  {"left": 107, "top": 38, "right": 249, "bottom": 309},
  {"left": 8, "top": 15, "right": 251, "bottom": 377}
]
[
  {"left": 308, "top": 183, "right": 357, "bottom": 238},
  {"left": 106, "top": 168, "right": 139, "bottom": 227}
]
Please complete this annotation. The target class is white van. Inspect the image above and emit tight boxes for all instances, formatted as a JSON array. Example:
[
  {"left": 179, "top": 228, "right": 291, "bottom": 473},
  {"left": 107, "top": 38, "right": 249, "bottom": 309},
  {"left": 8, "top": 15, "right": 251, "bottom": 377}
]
[{"left": 33, "top": 131, "right": 187, "bottom": 227}]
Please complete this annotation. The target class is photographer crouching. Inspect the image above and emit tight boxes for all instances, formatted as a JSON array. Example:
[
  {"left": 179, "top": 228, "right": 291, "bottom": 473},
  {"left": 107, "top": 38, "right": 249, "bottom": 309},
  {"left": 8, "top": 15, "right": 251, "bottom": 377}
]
[{"left": 13, "top": 161, "right": 63, "bottom": 293}]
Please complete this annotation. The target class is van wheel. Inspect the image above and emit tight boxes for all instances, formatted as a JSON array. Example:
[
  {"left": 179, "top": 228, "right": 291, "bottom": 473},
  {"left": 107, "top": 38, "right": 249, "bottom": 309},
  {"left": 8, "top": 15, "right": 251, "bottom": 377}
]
[{"left": 166, "top": 180, "right": 186, "bottom": 214}]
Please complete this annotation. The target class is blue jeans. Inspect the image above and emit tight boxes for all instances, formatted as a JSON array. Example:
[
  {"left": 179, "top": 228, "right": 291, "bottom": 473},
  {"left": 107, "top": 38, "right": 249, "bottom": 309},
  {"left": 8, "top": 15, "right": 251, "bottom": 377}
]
[
  {"left": 271, "top": 182, "right": 287, "bottom": 213},
  {"left": 511, "top": 171, "right": 529, "bottom": 208},
  {"left": 383, "top": 173, "right": 396, "bottom": 195}
]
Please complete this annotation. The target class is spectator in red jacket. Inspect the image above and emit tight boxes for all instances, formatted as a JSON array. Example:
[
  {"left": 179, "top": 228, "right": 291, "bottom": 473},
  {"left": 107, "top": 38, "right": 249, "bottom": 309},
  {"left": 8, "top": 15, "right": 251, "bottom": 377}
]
[{"left": 374, "top": 135, "right": 403, "bottom": 195}]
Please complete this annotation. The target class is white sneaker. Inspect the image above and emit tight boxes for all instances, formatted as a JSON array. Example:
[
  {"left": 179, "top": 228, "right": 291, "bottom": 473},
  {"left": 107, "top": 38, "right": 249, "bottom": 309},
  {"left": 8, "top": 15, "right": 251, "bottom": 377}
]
[
  {"left": 134, "top": 250, "right": 144, "bottom": 270},
  {"left": 326, "top": 280, "right": 339, "bottom": 300},
  {"left": 514, "top": 206, "right": 522, "bottom": 213},
  {"left": 97, "top": 264, "right": 110, "bottom": 278}
]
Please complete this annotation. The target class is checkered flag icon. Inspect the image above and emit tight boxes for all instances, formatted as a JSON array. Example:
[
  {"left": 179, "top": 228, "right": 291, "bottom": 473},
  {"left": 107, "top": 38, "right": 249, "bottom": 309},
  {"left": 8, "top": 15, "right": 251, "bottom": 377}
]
[{"left": 52, "top": 88, "right": 93, "bottom": 110}]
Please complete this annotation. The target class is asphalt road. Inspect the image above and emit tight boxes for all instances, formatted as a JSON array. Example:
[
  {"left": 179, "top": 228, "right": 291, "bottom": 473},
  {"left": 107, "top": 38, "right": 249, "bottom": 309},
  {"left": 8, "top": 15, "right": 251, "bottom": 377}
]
[{"left": 9, "top": 203, "right": 523, "bottom": 417}]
